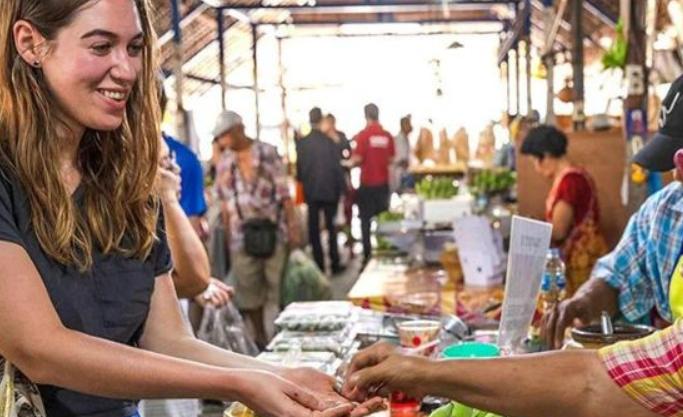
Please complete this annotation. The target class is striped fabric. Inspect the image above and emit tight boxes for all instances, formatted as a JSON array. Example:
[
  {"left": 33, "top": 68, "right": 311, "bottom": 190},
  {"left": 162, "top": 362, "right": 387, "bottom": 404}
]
[{"left": 599, "top": 320, "right": 683, "bottom": 417}]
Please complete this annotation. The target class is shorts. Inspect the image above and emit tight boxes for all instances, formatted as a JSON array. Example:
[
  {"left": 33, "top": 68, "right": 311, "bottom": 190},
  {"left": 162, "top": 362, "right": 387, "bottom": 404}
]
[{"left": 229, "top": 243, "right": 287, "bottom": 310}]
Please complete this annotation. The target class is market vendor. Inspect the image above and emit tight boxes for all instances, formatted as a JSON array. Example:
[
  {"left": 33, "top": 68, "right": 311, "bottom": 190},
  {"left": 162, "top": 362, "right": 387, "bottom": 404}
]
[
  {"left": 544, "top": 74, "right": 683, "bottom": 349},
  {"left": 520, "top": 125, "right": 608, "bottom": 296}
]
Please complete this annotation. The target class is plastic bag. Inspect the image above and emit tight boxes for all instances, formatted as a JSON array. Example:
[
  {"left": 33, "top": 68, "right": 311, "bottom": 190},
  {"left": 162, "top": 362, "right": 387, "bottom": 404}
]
[
  {"left": 0, "top": 358, "right": 45, "bottom": 417},
  {"left": 280, "top": 250, "right": 332, "bottom": 307},
  {"left": 197, "top": 303, "right": 259, "bottom": 356}
]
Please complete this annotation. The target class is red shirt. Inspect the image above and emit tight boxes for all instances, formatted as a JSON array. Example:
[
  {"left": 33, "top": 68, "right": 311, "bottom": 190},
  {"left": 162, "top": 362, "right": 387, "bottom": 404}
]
[
  {"left": 354, "top": 122, "right": 395, "bottom": 186},
  {"left": 547, "top": 170, "right": 597, "bottom": 225}
]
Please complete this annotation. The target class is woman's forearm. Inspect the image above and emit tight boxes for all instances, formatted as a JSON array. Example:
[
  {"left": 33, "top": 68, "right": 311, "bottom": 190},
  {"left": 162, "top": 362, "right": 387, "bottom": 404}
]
[
  {"left": 424, "top": 351, "right": 653, "bottom": 417},
  {"left": 147, "top": 332, "right": 282, "bottom": 374},
  {"left": 22, "top": 327, "right": 251, "bottom": 402}
]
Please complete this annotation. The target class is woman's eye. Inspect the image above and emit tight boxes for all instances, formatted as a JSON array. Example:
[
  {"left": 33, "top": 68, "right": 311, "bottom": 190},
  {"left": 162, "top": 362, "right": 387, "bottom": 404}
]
[
  {"left": 128, "top": 44, "right": 144, "bottom": 57},
  {"left": 91, "top": 43, "right": 112, "bottom": 55}
]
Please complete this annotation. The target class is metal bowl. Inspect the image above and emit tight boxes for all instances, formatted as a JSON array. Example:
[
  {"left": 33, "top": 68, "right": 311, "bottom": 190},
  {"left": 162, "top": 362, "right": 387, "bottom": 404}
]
[{"left": 571, "top": 324, "right": 655, "bottom": 349}]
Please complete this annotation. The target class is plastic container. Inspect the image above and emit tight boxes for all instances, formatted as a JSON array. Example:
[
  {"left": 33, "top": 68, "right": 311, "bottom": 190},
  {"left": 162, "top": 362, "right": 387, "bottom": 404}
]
[
  {"left": 430, "top": 343, "right": 502, "bottom": 417},
  {"left": 442, "top": 342, "right": 500, "bottom": 359}
]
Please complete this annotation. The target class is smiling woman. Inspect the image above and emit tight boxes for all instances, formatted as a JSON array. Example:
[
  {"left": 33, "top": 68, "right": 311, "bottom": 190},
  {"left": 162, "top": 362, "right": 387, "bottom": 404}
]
[{"left": 0, "top": 2, "right": 383, "bottom": 417}]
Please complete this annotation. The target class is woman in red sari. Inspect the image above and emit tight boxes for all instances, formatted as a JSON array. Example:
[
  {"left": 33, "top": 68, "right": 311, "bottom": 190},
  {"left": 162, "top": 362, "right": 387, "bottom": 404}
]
[{"left": 521, "top": 125, "right": 608, "bottom": 296}]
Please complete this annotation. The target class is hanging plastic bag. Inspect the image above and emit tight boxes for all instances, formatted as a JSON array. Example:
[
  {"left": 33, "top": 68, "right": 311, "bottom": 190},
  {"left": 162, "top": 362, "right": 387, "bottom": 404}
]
[
  {"left": 0, "top": 358, "right": 45, "bottom": 417},
  {"left": 281, "top": 249, "right": 332, "bottom": 308},
  {"left": 197, "top": 302, "right": 259, "bottom": 357}
]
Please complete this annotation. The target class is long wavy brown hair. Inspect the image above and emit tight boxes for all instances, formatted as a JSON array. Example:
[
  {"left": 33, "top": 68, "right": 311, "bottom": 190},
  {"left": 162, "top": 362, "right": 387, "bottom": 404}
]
[{"left": 0, "top": 0, "right": 162, "bottom": 271}]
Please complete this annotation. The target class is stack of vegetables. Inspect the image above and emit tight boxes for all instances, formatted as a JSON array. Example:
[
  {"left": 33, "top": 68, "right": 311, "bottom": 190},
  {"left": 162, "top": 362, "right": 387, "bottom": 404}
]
[{"left": 415, "top": 177, "right": 459, "bottom": 200}]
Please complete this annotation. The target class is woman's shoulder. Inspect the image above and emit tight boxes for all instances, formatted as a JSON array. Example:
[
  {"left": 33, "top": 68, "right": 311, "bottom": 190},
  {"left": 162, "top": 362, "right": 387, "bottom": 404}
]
[{"left": 560, "top": 168, "right": 593, "bottom": 188}]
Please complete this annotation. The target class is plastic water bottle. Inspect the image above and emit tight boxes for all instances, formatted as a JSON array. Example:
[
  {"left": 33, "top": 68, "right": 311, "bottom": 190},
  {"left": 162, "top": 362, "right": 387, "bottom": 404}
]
[
  {"left": 528, "top": 248, "right": 566, "bottom": 349},
  {"left": 541, "top": 248, "right": 567, "bottom": 311}
]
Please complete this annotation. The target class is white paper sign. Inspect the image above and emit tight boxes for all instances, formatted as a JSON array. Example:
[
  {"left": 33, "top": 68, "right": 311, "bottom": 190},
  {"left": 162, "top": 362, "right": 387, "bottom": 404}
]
[
  {"left": 453, "top": 216, "right": 505, "bottom": 287},
  {"left": 497, "top": 216, "right": 552, "bottom": 354}
]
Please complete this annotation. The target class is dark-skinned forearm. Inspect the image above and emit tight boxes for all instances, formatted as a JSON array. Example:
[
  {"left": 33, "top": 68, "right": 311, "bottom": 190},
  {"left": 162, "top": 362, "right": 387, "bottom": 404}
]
[{"left": 422, "top": 351, "right": 655, "bottom": 417}]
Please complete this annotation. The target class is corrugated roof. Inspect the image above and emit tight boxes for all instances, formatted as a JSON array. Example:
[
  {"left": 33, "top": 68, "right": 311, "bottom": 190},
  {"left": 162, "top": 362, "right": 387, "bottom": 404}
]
[{"left": 152, "top": 0, "right": 623, "bottom": 100}]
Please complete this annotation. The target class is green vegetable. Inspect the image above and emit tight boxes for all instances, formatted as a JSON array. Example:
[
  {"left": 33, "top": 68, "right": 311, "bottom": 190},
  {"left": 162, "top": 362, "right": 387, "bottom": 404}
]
[
  {"left": 470, "top": 169, "right": 515, "bottom": 196},
  {"left": 416, "top": 176, "right": 459, "bottom": 200},
  {"left": 602, "top": 19, "right": 627, "bottom": 71},
  {"left": 378, "top": 211, "right": 404, "bottom": 223}
]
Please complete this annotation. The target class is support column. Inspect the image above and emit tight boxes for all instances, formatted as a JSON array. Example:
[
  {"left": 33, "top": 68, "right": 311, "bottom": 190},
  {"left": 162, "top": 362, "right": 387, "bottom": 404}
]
[
  {"left": 217, "top": 10, "right": 227, "bottom": 111},
  {"left": 570, "top": 0, "right": 585, "bottom": 131},
  {"left": 251, "top": 23, "right": 261, "bottom": 139},
  {"left": 524, "top": 0, "right": 532, "bottom": 116},
  {"left": 622, "top": 0, "right": 649, "bottom": 210},
  {"left": 277, "top": 37, "right": 290, "bottom": 163},
  {"left": 515, "top": 44, "right": 521, "bottom": 117},
  {"left": 170, "top": 0, "right": 188, "bottom": 141},
  {"left": 542, "top": 0, "right": 555, "bottom": 124}
]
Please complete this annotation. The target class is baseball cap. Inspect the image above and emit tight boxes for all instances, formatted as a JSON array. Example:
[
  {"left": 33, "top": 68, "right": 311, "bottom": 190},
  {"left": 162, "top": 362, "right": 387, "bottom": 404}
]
[
  {"left": 633, "top": 75, "right": 683, "bottom": 171},
  {"left": 212, "top": 110, "right": 243, "bottom": 138}
]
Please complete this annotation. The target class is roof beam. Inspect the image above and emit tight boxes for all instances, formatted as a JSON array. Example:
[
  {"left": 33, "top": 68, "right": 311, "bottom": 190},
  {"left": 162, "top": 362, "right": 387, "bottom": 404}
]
[
  {"left": 584, "top": 0, "right": 617, "bottom": 27},
  {"left": 286, "top": 15, "right": 501, "bottom": 25},
  {"left": 213, "top": 0, "right": 516, "bottom": 11},
  {"left": 158, "top": 3, "right": 211, "bottom": 46}
]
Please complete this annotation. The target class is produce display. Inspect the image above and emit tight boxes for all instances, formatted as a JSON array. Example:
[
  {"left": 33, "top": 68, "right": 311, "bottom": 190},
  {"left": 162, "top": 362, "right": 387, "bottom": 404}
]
[
  {"left": 415, "top": 177, "right": 459, "bottom": 200},
  {"left": 376, "top": 236, "right": 399, "bottom": 251},
  {"left": 274, "top": 302, "right": 355, "bottom": 332},
  {"left": 469, "top": 169, "right": 515, "bottom": 196},
  {"left": 378, "top": 210, "right": 405, "bottom": 223},
  {"left": 267, "top": 327, "right": 356, "bottom": 356}
]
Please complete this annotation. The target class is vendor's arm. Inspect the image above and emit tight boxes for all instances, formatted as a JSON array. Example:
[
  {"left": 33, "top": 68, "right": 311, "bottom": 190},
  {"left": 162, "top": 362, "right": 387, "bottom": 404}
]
[
  {"left": 346, "top": 343, "right": 658, "bottom": 417},
  {"left": 543, "top": 188, "right": 661, "bottom": 348},
  {"left": 0, "top": 242, "right": 342, "bottom": 417}
]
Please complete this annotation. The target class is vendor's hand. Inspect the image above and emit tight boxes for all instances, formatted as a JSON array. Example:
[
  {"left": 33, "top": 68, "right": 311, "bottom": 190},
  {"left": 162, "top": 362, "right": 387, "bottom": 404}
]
[
  {"left": 194, "top": 278, "right": 234, "bottom": 308},
  {"left": 238, "top": 370, "right": 354, "bottom": 417},
  {"left": 345, "top": 342, "right": 397, "bottom": 383},
  {"left": 345, "top": 353, "right": 430, "bottom": 402},
  {"left": 280, "top": 367, "right": 385, "bottom": 417},
  {"left": 541, "top": 296, "right": 595, "bottom": 350},
  {"left": 342, "top": 342, "right": 399, "bottom": 401}
]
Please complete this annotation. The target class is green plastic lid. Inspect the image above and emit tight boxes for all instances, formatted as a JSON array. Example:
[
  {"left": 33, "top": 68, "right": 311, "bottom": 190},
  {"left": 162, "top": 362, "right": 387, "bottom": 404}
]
[{"left": 441, "top": 342, "right": 500, "bottom": 359}]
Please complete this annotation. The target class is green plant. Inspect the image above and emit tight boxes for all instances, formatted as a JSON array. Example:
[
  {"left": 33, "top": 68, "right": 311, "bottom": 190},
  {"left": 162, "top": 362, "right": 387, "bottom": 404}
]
[{"left": 601, "top": 18, "right": 627, "bottom": 71}]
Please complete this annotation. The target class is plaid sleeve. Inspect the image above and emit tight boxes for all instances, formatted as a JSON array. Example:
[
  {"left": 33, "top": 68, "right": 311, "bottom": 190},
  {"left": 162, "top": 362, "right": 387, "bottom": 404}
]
[
  {"left": 593, "top": 199, "right": 655, "bottom": 323},
  {"left": 599, "top": 320, "right": 683, "bottom": 417},
  {"left": 214, "top": 156, "right": 232, "bottom": 202}
]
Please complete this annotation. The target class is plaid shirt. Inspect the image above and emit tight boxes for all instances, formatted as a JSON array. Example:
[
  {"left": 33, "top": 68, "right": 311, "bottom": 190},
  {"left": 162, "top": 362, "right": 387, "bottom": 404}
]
[
  {"left": 216, "top": 142, "right": 290, "bottom": 252},
  {"left": 593, "top": 182, "right": 683, "bottom": 323},
  {"left": 600, "top": 320, "right": 683, "bottom": 417}
]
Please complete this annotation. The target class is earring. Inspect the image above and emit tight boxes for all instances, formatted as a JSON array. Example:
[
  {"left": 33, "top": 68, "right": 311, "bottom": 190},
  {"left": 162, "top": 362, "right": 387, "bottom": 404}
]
[{"left": 33, "top": 60, "right": 40, "bottom": 67}]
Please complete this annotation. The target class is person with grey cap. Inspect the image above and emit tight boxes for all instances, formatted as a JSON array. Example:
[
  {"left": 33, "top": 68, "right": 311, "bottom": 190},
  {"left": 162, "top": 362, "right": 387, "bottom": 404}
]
[
  {"left": 297, "top": 107, "right": 346, "bottom": 274},
  {"left": 542, "top": 74, "right": 683, "bottom": 349},
  {"left": 213, "top": 110, "right": 303, "bottom": 347}
]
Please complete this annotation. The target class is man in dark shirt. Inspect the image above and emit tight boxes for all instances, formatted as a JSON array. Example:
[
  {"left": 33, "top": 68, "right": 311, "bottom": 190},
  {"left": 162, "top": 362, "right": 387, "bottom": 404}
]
[
  {"left": 297, "top": 107, "right": 346, "bottom": 274},
  {"left": 349, "top": 103, "right": 395, "bottom": 265}
]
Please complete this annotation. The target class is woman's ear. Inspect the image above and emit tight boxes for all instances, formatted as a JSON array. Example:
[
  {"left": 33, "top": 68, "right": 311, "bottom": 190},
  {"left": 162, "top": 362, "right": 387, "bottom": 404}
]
[{"left": 13, "top": 20, "right": 48, "bottom": 68}]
